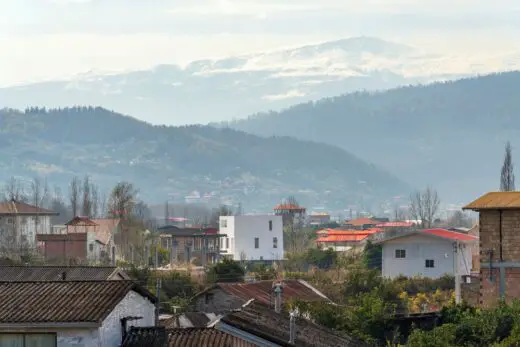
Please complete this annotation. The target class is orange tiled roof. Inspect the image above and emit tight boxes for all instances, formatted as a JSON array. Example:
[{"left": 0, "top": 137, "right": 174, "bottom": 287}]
[
  {"left": 273, "top": 204, "right": 306, "bottom": 211},
  {"left": 316, "top": 234, "right": 370, "bottom": 242},
  {"left": 463, "top": 192, "right": 520, "bottom": 210},
  {"left": 0, "top": 201, "right": 57, "bottom": 215},
  {"left": 344, "top": 217, "right": 378, "bottom": 226}
]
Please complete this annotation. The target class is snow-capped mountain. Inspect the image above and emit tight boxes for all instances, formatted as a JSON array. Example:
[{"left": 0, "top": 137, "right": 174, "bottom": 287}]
[{"left": 0, "top": 36, "right": 516, "bottom": 125}]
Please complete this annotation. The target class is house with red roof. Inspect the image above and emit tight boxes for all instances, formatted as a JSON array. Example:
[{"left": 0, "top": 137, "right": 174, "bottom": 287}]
[
  {"left": 315, "top": 228, "right": 382, "bottom": 252},
  {"left": 374, "top": 228, "right": 478, "bottom": 279}
]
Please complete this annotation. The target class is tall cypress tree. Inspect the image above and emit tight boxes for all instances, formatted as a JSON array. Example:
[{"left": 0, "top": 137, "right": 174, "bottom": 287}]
[{"left": 500, "top": 141, "right": 515, "bottom": 192}]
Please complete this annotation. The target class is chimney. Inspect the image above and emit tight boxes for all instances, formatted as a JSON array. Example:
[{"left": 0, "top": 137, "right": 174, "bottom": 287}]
[
  {"left": 289, "top": 311, "right": 296, "bottom": 344},
  {"left": 273, "top": 283, "right": 282, "bottom": 314}
]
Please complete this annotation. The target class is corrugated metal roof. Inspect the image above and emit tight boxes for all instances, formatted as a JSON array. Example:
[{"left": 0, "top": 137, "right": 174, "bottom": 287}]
[
  {"left": 0, "top": 281, "right": 155, "bottom": 323},
  {"left": 422, "top": 228, "right": 478, "bottom": 242},
  {"left": 123, "top": 327, "right": 257, "bottom": 347},
  {"left": 216, "top": 279, "right": 329, "bottom": 305},
  {"left": 463, "top": 192, "right": 520, "bottom": 210},
  {"left": 221, "top": 301, "right": 367, "bottom": 347},
  {"left": 0, "top": 266, "right": 128, "bottom": 281}
]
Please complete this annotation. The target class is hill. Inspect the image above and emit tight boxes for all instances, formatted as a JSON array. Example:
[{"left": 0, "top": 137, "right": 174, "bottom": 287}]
[
  {"left": 0, "top": 36, "right": 489, "bottom": 125},
  {"left": 229, "top": 72, "right": 520, "bottom": 203},
  {"left": 0, "top": 107, "right": 408, "bottom": 212}
]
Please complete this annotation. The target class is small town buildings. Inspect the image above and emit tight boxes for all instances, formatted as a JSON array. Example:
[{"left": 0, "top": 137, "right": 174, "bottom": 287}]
[
  {"left": 376, "top": 221, "right": 415, "bottom": 230},
  {"left": 376, "top": 228, "right": 477, "bottom": 279},
  {"left": 315, "top": 228, "right": 382, "bottom": 252},
  {"left": 0, "top": 200, "right": 58, "bottom": 250},
  {"left": 219, "top": 215, "right": 283, "bottom": 261},
  {"left": 308, "top": 212, "right": 331, "bottom": 226},
  {"left": 37, "top": 216, "right": 120, "bottom": 265},
  {"left": 158, "top": 226, "right": 222, "bottom": 265},
  {"left": 124, "top": 300, "right": 365, "bottom": 347},
  {"left": 463, "top": 192, "right": 520, "bottom": 307},
  {"left": 343, "top": 217, "right": 379, "bottom": 230},
  {"left": 0, "top": 265, "right": 130, "bottom": 281},
  {"left": 0, "top": 280, "right": 156, "bottom": 347},
  {"left": 192, "top": 279, "right": 329, "bottom": 314}
]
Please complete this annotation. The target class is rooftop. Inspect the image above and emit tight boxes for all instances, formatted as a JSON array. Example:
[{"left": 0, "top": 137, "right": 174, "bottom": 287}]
[
  {"left": 376, "top": 222, "right": 415, "bottom": 228},
  {"left": 463, "top": 192, "right": 520, "bottom": 210},
  {"left": 0, "top": 265, "right": 129, "bottom": 281},
  {"left": 273, "top": 204, "right": 306, "bottom": 212},
  {"left": 344, "top": 217, "right": 378, "bottom": 226},
  {"left": 201, "top": 279, "right": 329, "bottom": 305},
  {"left": 123, "top": 327, "right": 257, "bottom": 347},
  {"left": 0, "top": 200, "right": 57, "bottom": 215},
  {"left": 374, "top": 228, "right": 478, "bottom": 244},
  {"left": 220, "top": 300, "right": 366, "bottom": 347},
  {"left": 0, "top": 280, "right": 155, "bottom": 324}
]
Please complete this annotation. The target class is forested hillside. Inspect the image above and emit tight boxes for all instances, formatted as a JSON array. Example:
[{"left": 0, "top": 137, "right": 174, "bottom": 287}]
[
  {"left": 0, "top": 107, "right": 408, "bottom": 211},
  {"left": 230, "top": 72, "right": 520, "bottom": 202}
]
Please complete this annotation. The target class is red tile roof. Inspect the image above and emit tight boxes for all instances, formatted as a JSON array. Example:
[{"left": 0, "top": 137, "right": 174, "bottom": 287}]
[
  {"left": 0, "top": 281, "right": 155, "bottom": 324},
  {"left": 0, "top": 201, "right": 57, "bottom": 215},
  {"left": 216, "top": 279, "right": 329, "bottom": 305},
  {"left": 376, "top": 222, "right": 415, "bottom": 228},
  {"left": 316, "top": 234, "right": 370, "bottom": 242},
  {"left": 273, "top": 204, "right": 306, "bottom": 211},
  {"left": 344, "top": 217, "right": 378, "bottom": 226},
  {"left": 421, "top": 228, "right": 478, "bottom": 242}
]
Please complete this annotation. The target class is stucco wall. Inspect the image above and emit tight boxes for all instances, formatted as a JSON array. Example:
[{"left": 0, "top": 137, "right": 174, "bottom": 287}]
[
  {"left": 57, "top": 329, "right": 99, "bottom": 347},
  {"left": 99, "top": 290, "right": 156, "bottom": 347},
  {"left": 220, "top": 215, "right": 283, "bottom": 261},
  {"left": 382, "top": 234, "right": 472, "bottom": 279}
]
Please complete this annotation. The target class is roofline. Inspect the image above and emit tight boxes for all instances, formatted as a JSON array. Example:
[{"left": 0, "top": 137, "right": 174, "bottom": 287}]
[
  {"left": 462, "top": 206, "right": 520, "bottom": 211},
  {"left": 215, "top": 321, "right": 285, "bottom": 347},
  {"left": 0, "top": 212, "right": 59, "bottom": 216},
  {"left": 0, "top": 322, "right": 100, "bottom": 328},
  {"left": 373, "top": 230, "right": 477, "bottom": 245}
]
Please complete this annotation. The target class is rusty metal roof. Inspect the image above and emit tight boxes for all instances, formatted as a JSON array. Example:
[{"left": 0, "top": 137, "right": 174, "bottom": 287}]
[
  {"left": 0, "top": 280, "right": 155, "bottom": 324},
  {"left": 216, "top": 279, "right": 329, "bottom": 305},
  {"left": 463, "top": 192, "right": 520, "bottom": 210},
  {"left": 0, "top": 200, "right": 58, "bottom": 215},
  {"left": 123, "top": 327, "right": 257, "bottom": 347},
  {"left": 0, "top": 266, "right": 129, "bottom": 281}
]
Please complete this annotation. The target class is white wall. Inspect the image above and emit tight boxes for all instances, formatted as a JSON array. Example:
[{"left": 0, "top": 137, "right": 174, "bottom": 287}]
[
  {"left": 99, "top": 290, "right": 156, "bottom": 347},
  {"left": 219, "top": 215, "right": 283, "bottom": 261},
  {"left": 382, "top": 234, "right": 473, "bottom": 279}
]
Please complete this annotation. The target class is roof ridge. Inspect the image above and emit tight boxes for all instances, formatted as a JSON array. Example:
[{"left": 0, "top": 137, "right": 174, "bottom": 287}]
[{"left": 0, "top": 279, "right": 135, "bottom": 284}]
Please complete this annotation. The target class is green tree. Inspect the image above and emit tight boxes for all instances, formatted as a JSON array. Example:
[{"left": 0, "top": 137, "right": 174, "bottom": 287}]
[
  {"left": 363, "top": 240, "right": 382, "bottom": 270},
  {"left": 206, "top": 258, "right": 245, "bottom": 283}
]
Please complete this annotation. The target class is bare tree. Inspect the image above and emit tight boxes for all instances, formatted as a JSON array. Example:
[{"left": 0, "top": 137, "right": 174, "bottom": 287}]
[
  {"left": 108, "top": 182, "right": 138, "bottom": 219},
  {"left": 409, "top": 187, "right": 440, "bottom": 228},
  {"left": 501, "top": 141, "right": 515, "bottom": 192},
  {"left": 91, "top": 183, "right": 99, "bottom": 218},
  {"left": 81, "top": 176, "right": 92, "bottom": 218},
  {"left": 29, "top": 177, "right": 49, "bottom": 235},
  {"left": 69, "top": 176, "right": 81, "bottom": 217},
  {"left": 4, "top": 177, "right": 26, "bottom": 202}
]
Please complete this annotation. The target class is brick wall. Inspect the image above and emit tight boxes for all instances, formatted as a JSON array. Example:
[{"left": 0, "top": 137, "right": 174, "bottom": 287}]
[
  {"left": 479, "top": 210, "right": 520, "bottom": 307},
  {"left": 461, "top": 276, "right": 480, "bottom": 307}
]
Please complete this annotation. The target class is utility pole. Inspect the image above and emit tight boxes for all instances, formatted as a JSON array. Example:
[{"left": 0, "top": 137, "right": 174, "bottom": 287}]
[{"left": 454, "top": 241, "right": 461, "bottom": 304}]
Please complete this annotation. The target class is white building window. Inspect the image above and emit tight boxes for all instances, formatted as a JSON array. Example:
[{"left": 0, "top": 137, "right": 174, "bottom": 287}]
[
  {"left": 395, "top": 249, "right": 406, "bottom": 258},
  {"left": 269, "top": 220, "right": 273, "bottom": 231},
  {"left": 425, "top": 259, "right": 435, "bottom": 268},
  {"left": 273, "top": 237, "right": 278, "bottom": 248},
  {"left": 254, "top": 238, "right": 259, "bottom": 249},
  {"left": 89, "top": 244, "right": 94, "bottom": 252},
  {"left": 226, "top": 238, "right": 229, "bottom": 249},
  {"left": 0, "top": 333, "right": 56, "bottom": 347},
  {"left": 220, "top": 219, "right": 227, "bottom": 228}
]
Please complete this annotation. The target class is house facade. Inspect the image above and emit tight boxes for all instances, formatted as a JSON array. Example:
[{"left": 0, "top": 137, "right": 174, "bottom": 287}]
[
  {"left": 463, "top": 192, "right": 520, "bottom": 307},
  {"left": 37, "top": 217, "right": 120, "bottom": 265},
  {"left": 0, "top": 281, "right": 156, "bottom": 347},
  {"left": 219, "top": 215, "right": 283, "bottom": 261},
  {"left": 0, "top": 200, "right": 58, "bottom": 250},
  {"left": 377, "top": 229, "right": 477, "bottom": 279}
]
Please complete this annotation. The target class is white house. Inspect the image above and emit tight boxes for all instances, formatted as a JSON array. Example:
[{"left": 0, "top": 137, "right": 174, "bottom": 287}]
[
  {"left": 0, "top": 200, "right": 58, "bottom": 250},
  {"left": 0, "top": 280, "right": 156, "bottom": 347},
  {"left": 219, "top": 215, "right": 283, "bottom": 261},
  {"left": 376, "top": 228, "right": 478, "bottom": 279}
]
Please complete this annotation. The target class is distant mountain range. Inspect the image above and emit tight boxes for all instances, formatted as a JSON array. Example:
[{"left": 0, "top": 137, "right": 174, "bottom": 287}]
[
  {"left": 229, "top": 72, "right": 520, "bottom": 203},
  {"left": 1, "top": 36, "right": 514, "bottom": 125},
  {"left": 0, "top": 107, "right": 408, "bottom": 212}
]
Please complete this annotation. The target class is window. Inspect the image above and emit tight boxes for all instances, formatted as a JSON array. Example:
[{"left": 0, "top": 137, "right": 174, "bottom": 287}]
[
  {"left": 269, "top": 220, "right": 273, "bottom": 231},
  {"left": 0, "top": 333, "right": 56, "bottom": 347},
  {"left": 425, "top": 259, "right": 435, "bottom": 268},
  {"left": 7, "top": 218, "right": 13, "bottom": 225},
  {"left": 395, "top": 249, "right": 406, "bottom": 258},
  {"left": 273, "top": 237, "right": 278, "bottom": 248},
  {"left": 254, "top": 237, "right": 259, "bottom": 249},
  {"left": 220, "top": 219, "right": 227, "bottom": 228},
  {"left": 89, "top": 243, "right": 94, "bottom": 252},
  {"left": 226, "top": 238, "right": 229, "bottom": 249}
]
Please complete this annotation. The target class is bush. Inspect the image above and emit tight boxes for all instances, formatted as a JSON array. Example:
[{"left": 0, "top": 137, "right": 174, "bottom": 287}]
[{"left": 206, "top": 258, "right": 245, "bottom": 283}]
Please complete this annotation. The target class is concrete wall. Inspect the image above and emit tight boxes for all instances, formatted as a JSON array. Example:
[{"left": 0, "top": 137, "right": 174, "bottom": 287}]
[
  {"left": 382, "top": 234, "right": 472, "bottom": 279},
  {"left": 99, "top": 290, "right": 156, "bottom": 347},
  {"left": 219, "top": 215, "right": 283, "bottom": 261}
]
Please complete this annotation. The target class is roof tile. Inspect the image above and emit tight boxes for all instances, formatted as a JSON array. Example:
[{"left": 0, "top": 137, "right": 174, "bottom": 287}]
[
  {"left": 0, "top": 266, "right": 128, "bottom": 281},
  {"left": 464, "top": 192, "right": 520, "bottom": 210},
  {"left": 0, "top": 201, "right": 57, "bottom": 215}
]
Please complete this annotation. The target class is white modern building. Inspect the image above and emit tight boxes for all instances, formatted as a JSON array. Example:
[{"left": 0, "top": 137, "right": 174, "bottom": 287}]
[
  {"left": 376, "top": 228, "right": 478, "bottom": 279},
  {"left": 219, "top": 215, "right": 284, "bottom": 261}
]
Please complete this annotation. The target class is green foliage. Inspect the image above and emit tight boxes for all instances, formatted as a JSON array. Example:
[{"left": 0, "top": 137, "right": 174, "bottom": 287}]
[
  {"left": 304, "top": 247, "right": 337, "bottom": 269},
  {"left": 206, "top": 258, "right": 245, "bottom": 283},
  {"left": 363, "top": 241, "right": 382, "bottom": 270},
  {"left": 250, "top": 263, "right": 276, "bottom": 280}
]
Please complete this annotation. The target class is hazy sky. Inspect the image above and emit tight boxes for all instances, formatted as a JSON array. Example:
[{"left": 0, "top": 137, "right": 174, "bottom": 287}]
[{"left": 1, "top": 0, "right": 520, "bottom": 86}]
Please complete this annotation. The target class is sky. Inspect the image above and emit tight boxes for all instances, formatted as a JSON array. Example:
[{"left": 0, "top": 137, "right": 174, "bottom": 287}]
[{"left": 1, "top": 0, "right": 520, "bottom": 86}]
